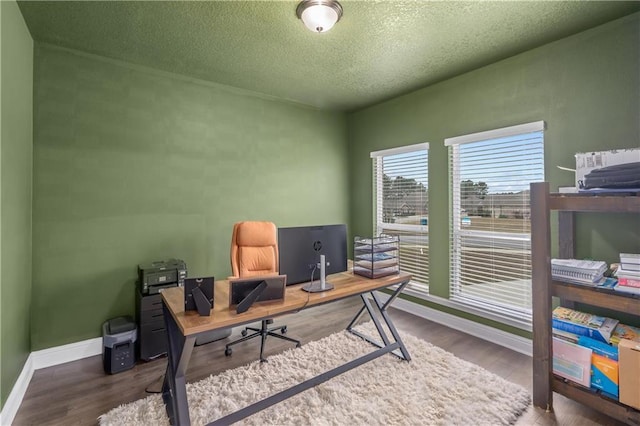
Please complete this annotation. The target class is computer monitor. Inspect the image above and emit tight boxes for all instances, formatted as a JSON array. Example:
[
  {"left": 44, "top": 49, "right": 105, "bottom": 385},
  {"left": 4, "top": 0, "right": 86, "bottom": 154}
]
[{"left": 278, "top": 224, "right": 348, "bottom": 286}]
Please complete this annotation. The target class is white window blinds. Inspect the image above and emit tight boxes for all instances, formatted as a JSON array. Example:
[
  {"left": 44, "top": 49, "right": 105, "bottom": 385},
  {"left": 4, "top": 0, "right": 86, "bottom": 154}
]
[
  {"left": 445, "top": 121, "right": 545, "bottom": 322},
  {"left": 371, "top": 143, "right": 429, "bottom": 296}
]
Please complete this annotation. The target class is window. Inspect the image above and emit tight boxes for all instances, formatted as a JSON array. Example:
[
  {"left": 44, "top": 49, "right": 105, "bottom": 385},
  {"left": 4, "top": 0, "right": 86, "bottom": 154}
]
[
  {"left": 371, "top": 143, "right": 429, "bottom": 296},
  {"left": 445, "top": 121, "right": 544, "bottom": 323}
]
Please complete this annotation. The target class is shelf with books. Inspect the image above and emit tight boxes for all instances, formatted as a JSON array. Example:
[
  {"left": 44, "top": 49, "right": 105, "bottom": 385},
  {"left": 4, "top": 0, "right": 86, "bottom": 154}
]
[
  {"left": 531, "top": 182, "right": 640, "bottom": 425},
  {"left": 552, "top": 281, "right": 640, "bottom": 316}
]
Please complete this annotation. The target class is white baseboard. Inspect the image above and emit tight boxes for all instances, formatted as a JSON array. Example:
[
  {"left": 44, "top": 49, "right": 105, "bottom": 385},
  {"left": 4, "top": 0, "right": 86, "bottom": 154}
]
[
  {"left": 375, "top": 292, "right": 533, "bottom": 357},
  {"left": 0, "top": 354, "right": 34, "bottom": 426},
  {"left": 30, "top": 337, "right": 102, "bottom": 370},
  {"left": 0, "top": 337, "right": 102, "bottom": 424}
]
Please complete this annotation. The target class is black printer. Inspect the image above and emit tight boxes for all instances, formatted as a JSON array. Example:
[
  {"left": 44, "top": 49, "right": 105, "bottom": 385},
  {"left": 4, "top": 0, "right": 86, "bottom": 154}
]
[{"left": 137, "top": 258, "right": 187, "bottom": 294}]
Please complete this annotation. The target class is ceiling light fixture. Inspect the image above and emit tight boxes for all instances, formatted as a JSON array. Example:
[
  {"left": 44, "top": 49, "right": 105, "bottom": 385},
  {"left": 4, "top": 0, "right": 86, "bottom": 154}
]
[{"left": 296, "top": 0, "right": 343, "bottom": 33}]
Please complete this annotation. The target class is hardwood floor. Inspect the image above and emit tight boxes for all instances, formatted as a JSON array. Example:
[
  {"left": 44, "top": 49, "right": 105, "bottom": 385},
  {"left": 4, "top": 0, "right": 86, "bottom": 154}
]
[{"left": 13, "top": 298, "right": 626, "bottom": 425}]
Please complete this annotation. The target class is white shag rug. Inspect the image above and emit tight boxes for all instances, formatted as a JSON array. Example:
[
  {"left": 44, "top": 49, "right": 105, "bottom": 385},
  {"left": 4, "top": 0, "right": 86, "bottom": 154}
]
[{"left": 99, "top": 323, "right": 530, "bottom": 425}]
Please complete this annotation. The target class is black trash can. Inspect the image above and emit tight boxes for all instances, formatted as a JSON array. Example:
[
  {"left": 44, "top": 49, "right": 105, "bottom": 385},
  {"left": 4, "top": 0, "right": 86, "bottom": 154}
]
[{"left": 102, "top": 316, "right": 137, "bottom": 374}]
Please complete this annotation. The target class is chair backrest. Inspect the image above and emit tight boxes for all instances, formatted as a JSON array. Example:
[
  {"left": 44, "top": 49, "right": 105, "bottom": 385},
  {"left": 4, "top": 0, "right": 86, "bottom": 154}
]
[{"left": 230, "top": 221, "right": 278, "bottom": 278}]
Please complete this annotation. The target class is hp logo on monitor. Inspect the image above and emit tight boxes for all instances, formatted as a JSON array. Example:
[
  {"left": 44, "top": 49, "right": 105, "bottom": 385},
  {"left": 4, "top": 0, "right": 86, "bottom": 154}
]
[{"left": 313, "top": 240, "right": 322, "bottom": 251}]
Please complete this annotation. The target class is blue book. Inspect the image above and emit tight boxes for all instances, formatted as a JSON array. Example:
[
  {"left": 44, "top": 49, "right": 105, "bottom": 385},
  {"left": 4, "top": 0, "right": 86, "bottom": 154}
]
[
  {"left": 577, "top": 335, "right": 618, "bottom": 360},
  {"left": 597, "top": 277, "right": 618, "bottom": 289},
  {"left": 552, "top": 316, "right": 619, "bottom": 344}
]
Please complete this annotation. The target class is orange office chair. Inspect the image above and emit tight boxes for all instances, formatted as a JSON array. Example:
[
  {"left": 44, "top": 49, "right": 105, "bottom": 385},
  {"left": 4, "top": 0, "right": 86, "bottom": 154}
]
[{"left": 224, "top": 221, "right": 300, "bottom": 362}]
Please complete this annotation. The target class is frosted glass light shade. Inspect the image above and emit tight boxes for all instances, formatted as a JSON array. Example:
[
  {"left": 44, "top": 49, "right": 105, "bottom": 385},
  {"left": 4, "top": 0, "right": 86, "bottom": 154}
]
[
  {"left": 301, "top": 5, "right": 338, "bottom": 32},
  {"left": 296, "top": 1, "right": 343, "bottom": 33}
]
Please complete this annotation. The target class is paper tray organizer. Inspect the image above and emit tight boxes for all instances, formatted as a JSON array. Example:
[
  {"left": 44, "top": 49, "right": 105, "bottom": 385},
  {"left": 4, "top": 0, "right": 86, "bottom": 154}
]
[{"left": 353, "top": 235, "right": 400, "bottom": 279}]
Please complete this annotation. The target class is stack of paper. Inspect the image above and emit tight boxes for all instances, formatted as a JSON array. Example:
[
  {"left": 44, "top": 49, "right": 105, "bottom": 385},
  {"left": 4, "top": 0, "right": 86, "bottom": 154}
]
[
  {"left": 551, "top": 258, "right": 608, "bottom": 286},
  {"left": 620, "top": 253, "right": 640, "bottom": 272}
]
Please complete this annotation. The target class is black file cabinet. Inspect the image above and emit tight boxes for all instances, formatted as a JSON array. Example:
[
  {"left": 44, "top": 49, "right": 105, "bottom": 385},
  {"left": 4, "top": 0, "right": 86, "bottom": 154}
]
[{"left": 136, "top": 291, "right": 168, "bottom": 361}]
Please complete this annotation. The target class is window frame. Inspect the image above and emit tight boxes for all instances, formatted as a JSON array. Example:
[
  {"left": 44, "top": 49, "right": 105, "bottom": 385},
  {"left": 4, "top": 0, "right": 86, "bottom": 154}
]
[
  {"left": 445, "top": 121, "right": 545, "bottom": 324},
  {"left": 371, "top": 143, "right": 430, "bottom": 296}
]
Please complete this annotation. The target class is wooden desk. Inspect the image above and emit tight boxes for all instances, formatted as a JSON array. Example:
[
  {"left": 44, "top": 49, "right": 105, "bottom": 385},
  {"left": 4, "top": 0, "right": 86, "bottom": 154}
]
[{"left": 161, "top": 270, "right": 412, "bottom": 425}]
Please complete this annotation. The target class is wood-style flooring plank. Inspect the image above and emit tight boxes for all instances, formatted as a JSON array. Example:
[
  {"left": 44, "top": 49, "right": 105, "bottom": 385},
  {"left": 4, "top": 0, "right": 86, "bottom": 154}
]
[{"left": 13, "top": 298, "right": 626, "bottom": 425}]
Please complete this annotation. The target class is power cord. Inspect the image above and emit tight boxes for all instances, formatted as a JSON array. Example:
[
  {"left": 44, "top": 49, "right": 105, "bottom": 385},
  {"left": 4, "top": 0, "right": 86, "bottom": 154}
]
[{"left": 292, "top": 265, "right": 316, "bottom": 313}]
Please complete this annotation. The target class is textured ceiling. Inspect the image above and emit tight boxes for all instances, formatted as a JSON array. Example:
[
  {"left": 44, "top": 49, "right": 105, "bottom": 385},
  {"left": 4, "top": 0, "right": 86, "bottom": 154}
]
[{"left": 17, "top": 1, "right": 640, "bottom": 111}]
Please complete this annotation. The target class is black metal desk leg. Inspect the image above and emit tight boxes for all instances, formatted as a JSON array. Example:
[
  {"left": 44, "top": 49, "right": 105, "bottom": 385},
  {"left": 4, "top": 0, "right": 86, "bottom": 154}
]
[
  {"left": 371, "top": 291, "right": 411, "bottom": 361},
  {"left": 345, "top": 304, "right": 366, "bottom": 331},
  {"left": 346, "top": 281, "right": 411, "bottom": 361},
  {"left": 346, "top": 281, "right": 409, "bottom": 333},
  {"left": 361, "top": 293, "right": 393, "bottom": 347},
  {"left": 381, "top": 280, "right": 409, "bottom": 311},
  {"left": 162, "top": 304, "right": 196, "bottom": 426}
]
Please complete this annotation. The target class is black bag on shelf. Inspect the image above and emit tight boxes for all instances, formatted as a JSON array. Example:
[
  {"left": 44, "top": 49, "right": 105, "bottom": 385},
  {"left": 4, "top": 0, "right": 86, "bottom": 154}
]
[{"left": 581, "top": 161, "right": 640, "bottom": 189}]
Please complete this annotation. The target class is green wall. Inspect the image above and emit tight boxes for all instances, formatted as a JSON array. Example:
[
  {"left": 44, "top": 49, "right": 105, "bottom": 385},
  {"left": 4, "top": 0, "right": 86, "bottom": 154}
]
[
  {"left": 31, "top": 45, "right": 348, "bottom": 350},
  {"left": 348, "top": 14, "right": 640, "bottom": 332},
  {"left": 3, "top": 5, "right": 639, "bottom": 405},
  {"left": 0, "top": 0, "right": 33, "bottom": 408}
]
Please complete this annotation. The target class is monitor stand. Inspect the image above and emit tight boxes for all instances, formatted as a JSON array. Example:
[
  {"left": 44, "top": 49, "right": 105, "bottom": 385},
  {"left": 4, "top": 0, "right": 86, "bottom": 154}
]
[{"left": 302, "top": 255, "right": 334, "bottom": 293}]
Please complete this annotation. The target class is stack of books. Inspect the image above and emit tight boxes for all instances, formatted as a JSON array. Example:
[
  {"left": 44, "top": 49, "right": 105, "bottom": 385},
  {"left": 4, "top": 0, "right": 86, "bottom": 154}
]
[
  {"left": 551, "top": 307, "right": 620, "bottom": 390},
  {"left": 550, "top": 307, "right": 640, "bottom": 400},
  {"left": 552, "top": 306, "right": 619, "bottom": 344},
  {"left": 615, "top": 253, "right": 640, "bottom": 295},
  {"left": 551, "top": 258, "right": 608, "bottom": 286}
]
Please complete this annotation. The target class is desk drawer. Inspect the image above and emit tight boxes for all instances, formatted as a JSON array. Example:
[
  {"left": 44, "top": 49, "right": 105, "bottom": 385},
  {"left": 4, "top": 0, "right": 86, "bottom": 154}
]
[
  {"left": 139, "top": 322, "right": 167, "bottom": 361},
  {"left": 141, "top": 308, "right": 164, "bottom": 323},
  {"left": 139, "top": 293, "right": 163, "bottom": 312},
  {"left": 141, "top": 318, "right": 165, "bottom": 334}
]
